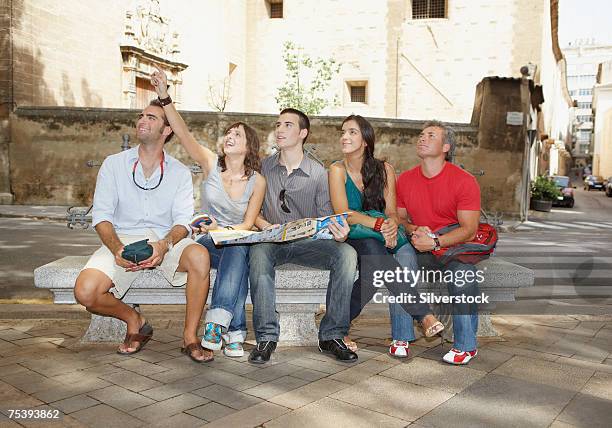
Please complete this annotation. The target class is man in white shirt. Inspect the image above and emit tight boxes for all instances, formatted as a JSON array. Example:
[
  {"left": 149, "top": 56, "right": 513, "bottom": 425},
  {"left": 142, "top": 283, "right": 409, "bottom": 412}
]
[{"left": 74, "top": 98, "right": 212, "bottom": 362}]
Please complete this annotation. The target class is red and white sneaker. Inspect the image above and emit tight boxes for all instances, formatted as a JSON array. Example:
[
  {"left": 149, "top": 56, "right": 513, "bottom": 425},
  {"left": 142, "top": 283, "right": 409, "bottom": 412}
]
[
  {"left": 442, "top": 348, "right": 478, "bottom": 365},
  {"left": 389, "top": 340, "right": 410, "bottom": 358}
]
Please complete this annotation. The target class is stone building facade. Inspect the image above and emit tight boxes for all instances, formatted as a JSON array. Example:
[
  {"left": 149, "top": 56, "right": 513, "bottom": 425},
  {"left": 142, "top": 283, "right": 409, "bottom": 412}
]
[
  {"left": 563, "top": 41, "right": 612, "bottom": 166},
  {"left": 592, "top": 60, "right": 612, "bottom": 180},
  {"left": 2, "top": 0, "right": 547, "bottom": 120},
  {"left": 1, "top": 0, "right": 566, "bottom": 220}
]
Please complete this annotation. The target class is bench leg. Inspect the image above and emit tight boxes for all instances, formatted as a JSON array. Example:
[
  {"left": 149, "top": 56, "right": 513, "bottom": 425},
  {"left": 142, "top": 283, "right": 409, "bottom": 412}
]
[
  {"left": 476, "top": 312, "right": 500, "bottom": 337},
  {"left": 81, "top": 314, "right": 126, "bottom": 343},
  {"left": 277, "top": 303, "right": 320, "bottom": 346},
  {"left": 80, "top": 305, "right": 139, "bottom": 343}
]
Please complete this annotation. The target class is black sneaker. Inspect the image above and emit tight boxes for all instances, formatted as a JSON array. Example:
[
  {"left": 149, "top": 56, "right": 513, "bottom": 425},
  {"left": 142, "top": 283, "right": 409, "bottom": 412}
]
[
  {"left": 318, "top": 339, "right": 358, "bottom": 363},
  {"left": 248, "top": 341, "right": 277, "bottom": 364}
]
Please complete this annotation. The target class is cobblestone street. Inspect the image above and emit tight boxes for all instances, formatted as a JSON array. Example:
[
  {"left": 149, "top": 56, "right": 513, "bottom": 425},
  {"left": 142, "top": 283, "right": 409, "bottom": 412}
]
[{"left": 1, "top": 305, "right": 611, "bottom": 428}]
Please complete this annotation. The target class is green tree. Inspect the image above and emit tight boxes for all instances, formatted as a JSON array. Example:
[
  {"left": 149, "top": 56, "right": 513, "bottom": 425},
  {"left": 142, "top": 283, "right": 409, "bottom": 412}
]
[
  {"left": 207, "top": 76, "right": 232, "bottom": 112},
  {"left": 275, "top": 41, "right": 341, "bottom": 115}
]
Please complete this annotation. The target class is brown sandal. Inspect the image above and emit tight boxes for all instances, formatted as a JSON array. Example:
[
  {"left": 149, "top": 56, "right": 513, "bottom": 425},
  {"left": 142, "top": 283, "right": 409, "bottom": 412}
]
[
  {"left": 117, "top": 321, "right": 153, "bottom": 355},
  {"left": 181, "top": 342, "right": 214, "bottom": 363},
  {"left": 424, "top": 321, "right": 445, "bottom": 338}
]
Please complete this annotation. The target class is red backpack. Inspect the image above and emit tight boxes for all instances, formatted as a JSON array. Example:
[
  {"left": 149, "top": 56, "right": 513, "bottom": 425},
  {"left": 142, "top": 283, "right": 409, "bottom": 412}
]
[{"left": 431, "top": 223, "right": 498, "bottom": 265}]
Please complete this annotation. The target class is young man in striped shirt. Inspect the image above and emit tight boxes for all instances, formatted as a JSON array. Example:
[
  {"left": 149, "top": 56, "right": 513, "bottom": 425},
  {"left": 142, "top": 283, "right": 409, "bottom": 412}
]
[{"left": 249, "top": 108, "right": 358, "bottom": 364}]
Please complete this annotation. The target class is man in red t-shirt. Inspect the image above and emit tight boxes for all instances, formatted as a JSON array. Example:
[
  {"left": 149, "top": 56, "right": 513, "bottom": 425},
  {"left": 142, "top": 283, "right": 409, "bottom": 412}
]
[{"left": 395, "top": 120, "right": 482, "bottom": 365}]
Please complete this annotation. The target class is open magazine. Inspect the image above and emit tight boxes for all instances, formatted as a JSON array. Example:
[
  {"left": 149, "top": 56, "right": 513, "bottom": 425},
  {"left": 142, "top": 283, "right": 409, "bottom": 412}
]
[{"left": 207, "top": 213, "right": 349, "bottom": 245}]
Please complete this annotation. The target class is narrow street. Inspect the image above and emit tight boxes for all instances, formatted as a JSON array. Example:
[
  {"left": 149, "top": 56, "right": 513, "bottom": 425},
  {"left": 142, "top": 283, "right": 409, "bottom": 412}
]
[
  {"left": 0, "top": 217, "right": 98, "bottom": 300},
  {"left": 497, "top": 186, "right": 612, "bottom": 307},
  {"left": 1, "top": 186, "right": 611, "bottom": 302}
]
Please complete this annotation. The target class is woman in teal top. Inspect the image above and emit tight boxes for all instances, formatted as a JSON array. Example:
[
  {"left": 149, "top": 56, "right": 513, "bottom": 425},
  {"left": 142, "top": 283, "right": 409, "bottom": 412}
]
[{"left": 329, "top": 115, "right": 444, "bottom": 358}]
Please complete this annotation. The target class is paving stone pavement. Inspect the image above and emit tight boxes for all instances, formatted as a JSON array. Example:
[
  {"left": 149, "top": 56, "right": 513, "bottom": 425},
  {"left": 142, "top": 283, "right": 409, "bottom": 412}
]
[{"left": 0, "top": 308, "right": 611, "bottom": 427}]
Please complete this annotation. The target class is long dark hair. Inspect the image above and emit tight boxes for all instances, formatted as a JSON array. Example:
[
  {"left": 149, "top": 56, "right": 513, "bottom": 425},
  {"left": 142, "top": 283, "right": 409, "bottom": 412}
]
[
  {"left": 218, "top": 122, "right": 261, "bottom": 177},
  {"left": 342, "top": 115, "right": 387, "bottom": 212}
]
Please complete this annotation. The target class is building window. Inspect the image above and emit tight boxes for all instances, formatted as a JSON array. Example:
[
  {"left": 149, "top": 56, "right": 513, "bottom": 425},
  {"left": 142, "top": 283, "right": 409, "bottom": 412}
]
[
  {"left": 347, "top": 81, "right": 367, "bottom": 103},
  {"left": 577, "top": 102, "right": 592, "bottom": 109},
  {"left": 578, "top": 130, "right": 591, "bottom": 141},
  {"left": 412, "top": 0, "right": 446, "bottom": 19},
  {"left": 577, "top": 115, "right": 593, "bottom": 123},
  {"left": 578, "top": 88, "right": 593, "bottom": 96},
  {"left": 267, "top": 1, "right": 283, "bottom": 18},
  {"left": 135, "top": 77, "right": 156, "bottom": 110},
  {"left": 580, "top": 74, "right": 596, "bottom": 85}
]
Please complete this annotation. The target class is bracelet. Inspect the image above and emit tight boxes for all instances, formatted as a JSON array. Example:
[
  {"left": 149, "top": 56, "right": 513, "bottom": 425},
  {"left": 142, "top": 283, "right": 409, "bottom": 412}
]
[
  {"left": 158, "top": 95, "right": 172, "bottom": 106},
  {"left": 373, "top": 218, "right": 384, "bottom": 232}
]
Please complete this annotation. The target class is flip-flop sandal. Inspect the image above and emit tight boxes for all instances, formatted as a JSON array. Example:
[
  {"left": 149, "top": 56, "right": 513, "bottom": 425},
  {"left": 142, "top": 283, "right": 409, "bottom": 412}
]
[
  {"left": 181, "top": 342, "right": 214, "bottom": 363},
  {"left": 424, "top": 321, "right": 445, "bottom": 338},
  {"left": 117, "top": 321, "right": 153, "bottom": 355}
]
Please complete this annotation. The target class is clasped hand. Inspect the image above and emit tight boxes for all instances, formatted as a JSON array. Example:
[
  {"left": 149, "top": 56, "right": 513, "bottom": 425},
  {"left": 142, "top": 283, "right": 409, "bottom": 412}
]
[
  {"left": 380, "top": 218, "right": 398, "bottom": 248},
  {"left": 410, "top": 226, "right": 436, "bottom": 252}
]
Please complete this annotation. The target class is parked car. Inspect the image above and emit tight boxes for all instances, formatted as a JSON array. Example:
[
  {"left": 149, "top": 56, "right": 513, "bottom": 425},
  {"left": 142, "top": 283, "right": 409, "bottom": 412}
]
[
  {"left": 605, "top": 177, "right": 612, "bottom": 197},
  {"left": 550, "top": 175, "right": 575, "bottom": 207},
  {"left": 584, "top": 175, "right": 605, "bottom": 191}
]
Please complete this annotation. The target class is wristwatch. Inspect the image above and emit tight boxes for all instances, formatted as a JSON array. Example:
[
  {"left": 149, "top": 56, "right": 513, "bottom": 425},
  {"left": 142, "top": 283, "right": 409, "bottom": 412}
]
[
  {"left": 432, "top": 236, "right": 441, "bottom": 251},
  {"left": 163, "top": 238, "right": 173, "bottom": 251},
  {"left": 158, "top": 95, "right": 172, "bottom": 106}
]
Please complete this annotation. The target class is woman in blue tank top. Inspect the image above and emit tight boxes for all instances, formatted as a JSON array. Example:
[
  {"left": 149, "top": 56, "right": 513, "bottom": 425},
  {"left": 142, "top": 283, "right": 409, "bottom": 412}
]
[
  {"left": 151, "top": 69, "right": 266, "bottom": 361},
  {"left": 329, "top": 115, "right": 444, "bottom": 358}
]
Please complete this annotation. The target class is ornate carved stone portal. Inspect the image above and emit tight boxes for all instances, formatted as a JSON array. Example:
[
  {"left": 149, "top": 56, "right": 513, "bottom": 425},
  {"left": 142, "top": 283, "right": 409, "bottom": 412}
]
[{"left": 120, "top": 0, "right": 187, "bottom": 108}]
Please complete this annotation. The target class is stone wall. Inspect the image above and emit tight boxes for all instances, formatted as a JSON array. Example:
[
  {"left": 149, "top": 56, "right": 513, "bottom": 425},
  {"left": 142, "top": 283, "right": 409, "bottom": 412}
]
[
  {"left": 9, "top": 105, "right": 529, "bottom": 218},
  {"left": 472, "top": 77, "right": 532, "bottom": 217},
  {"left": 395, "top": 0, "right": 545, "bottom": 122},
  {"left": 6, "top": 0, "right": 126, "bottom": 108}
]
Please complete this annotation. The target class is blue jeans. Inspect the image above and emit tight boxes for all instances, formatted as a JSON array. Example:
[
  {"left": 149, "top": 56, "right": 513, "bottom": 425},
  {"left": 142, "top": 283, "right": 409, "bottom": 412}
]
[
  {"left": 249, "top": 239, "right": 357, "bottom": 342},
  {"left": 394, "top": 244, "right": 480, "bottom": 351},
  {"left": 347, "top": 238, "right": 430, "bottom": 341},
  {"left": 197, "top": 235, "right": 249, "bottom": 343}
]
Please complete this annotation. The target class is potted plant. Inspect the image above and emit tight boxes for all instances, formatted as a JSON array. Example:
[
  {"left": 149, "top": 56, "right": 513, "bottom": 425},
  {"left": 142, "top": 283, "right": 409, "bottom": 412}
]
[{"left": 530, "top": 176, "right": 562, "bottom": 212}]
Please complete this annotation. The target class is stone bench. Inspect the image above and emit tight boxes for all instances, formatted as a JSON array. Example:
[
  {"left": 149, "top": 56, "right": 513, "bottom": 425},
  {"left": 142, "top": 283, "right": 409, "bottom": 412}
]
[{"left": 34, "top": 256, "right": 534, "bottom": 345}]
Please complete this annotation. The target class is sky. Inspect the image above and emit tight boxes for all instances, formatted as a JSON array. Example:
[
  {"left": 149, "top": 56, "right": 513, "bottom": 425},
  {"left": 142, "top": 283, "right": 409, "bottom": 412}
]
[{"left": 558, "top": 0, "right": 612, "bottom": 47}]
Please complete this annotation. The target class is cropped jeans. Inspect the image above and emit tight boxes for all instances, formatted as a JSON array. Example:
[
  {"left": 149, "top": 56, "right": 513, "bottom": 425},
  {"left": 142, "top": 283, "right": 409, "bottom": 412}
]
[
  {"left": 392, "top": 244, "right": 480, "bottom": 352},
  {"left": 197, "top": 235, "right": 249, "bottom": 344}
]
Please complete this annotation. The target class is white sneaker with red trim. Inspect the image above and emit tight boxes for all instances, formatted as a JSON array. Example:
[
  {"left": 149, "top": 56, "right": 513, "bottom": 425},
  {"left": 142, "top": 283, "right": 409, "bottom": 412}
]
[
  {"left": 389, "top": 340, "right": 410, "bottom": 358},
  {"left": 442, "top": 348, "right": 478, "bottom": 365}
]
